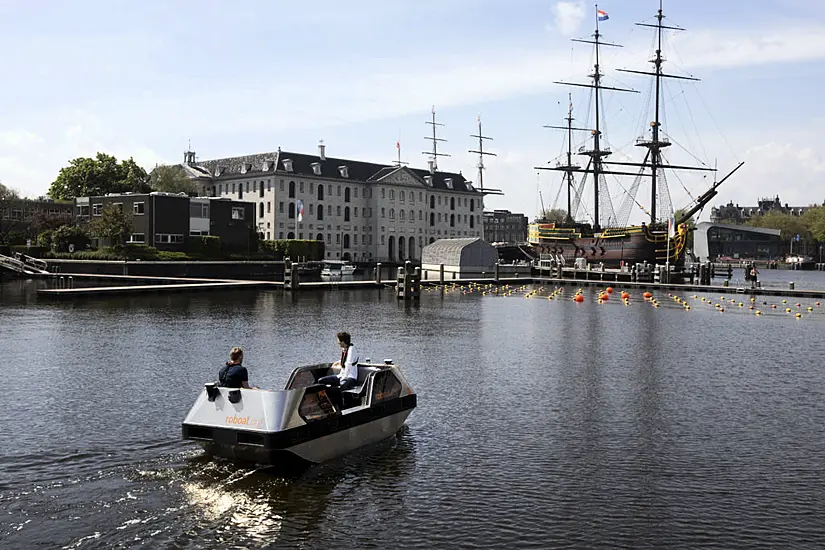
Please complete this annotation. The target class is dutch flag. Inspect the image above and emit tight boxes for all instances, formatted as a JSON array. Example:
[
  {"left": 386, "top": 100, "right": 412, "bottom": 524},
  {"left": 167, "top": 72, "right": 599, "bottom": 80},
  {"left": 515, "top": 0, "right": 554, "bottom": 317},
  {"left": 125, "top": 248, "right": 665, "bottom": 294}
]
[
  {"left": 297, "top": 200, "right": 304, "bottom": 222},
  {"left": 598, "top": 9, "right": 609, "bottom": 21}
]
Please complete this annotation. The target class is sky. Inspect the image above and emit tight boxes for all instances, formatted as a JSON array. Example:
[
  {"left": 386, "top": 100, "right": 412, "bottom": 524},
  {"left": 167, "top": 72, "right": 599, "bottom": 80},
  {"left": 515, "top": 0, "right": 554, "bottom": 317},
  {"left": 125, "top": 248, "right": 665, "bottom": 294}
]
[{"left": 0, "top": 0, "right": 822, "bottom": 223}]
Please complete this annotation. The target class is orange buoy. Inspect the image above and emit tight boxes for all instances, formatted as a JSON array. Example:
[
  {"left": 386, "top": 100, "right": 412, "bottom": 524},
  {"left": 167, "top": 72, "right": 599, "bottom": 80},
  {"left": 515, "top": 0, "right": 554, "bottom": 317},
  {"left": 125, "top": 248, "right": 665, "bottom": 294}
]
[
  {"left": 574, "top": 294, "right": 584, "bottom": 302},
  {"left": 643, "top": 291, "right": 653, "bottom": 299},
  {"left": 606, "top": 287, "right": 614, "bottom": 294},
  {"left": 621, "top": 291, "right": 630, "bottom": 300}
]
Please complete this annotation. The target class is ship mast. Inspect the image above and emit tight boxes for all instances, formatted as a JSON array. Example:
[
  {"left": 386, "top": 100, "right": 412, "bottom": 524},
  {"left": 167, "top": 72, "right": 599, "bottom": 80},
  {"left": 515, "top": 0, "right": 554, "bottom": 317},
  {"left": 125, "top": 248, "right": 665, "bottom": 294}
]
[
  {"left": 615, "top": 0, "right": 715, "bottom": 225},
  {"left": 422, "top": 106, "right": 450, "bottom": 170},
  {"left": 551, "top": 5, "right": 637, "bottom": 230},
  {"left": 468, "top": 116, "right": 496, "bottom": 193},
  {"left": 537, "top": 93, "right": 586, "bottom": 223}
]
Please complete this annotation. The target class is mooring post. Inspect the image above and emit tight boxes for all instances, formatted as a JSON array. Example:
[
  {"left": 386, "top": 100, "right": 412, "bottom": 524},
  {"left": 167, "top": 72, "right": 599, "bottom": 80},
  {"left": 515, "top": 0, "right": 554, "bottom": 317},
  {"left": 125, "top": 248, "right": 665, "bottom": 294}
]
[
  {"left": 439, "top": 264, "right": 444, "bottom": 285},
  {"left": 413, "top": 266, "right": 421, "bottom": 300},
  {"left": 396, "top": 265, "right": 405, "bottom": 299},
  {"left": 375, "top": 262, "right": 382, "bottom": 284},
  {"left": 494, "top": 262, "right": 500, "bottom": 283}
]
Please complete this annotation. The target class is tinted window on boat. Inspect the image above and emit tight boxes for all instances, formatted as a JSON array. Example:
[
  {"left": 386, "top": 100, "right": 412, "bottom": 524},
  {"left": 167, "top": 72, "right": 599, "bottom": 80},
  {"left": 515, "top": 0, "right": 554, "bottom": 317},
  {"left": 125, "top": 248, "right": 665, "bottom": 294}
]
[
  {"left": 287, "top": 369, "right": 316, "bottom": 390},
  {"left": 299, "top": 388, "right": 336, "bottom": 422},
  {"left": 371, "top": 371, "right": 402, "bottom": 403}
]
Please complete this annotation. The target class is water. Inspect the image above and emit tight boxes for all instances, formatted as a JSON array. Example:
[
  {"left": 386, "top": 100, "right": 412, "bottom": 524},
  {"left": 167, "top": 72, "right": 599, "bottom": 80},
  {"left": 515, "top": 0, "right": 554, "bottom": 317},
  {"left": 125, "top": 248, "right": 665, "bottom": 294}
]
[{"left": 2, "top": 278, "right": 825, "bottom": 549}]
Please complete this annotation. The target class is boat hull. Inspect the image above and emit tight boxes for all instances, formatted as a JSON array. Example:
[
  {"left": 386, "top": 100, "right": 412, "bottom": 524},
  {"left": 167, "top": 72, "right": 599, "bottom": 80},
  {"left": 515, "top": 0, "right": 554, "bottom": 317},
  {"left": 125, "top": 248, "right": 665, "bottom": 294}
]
[
  {"left": 182, "top": 393, "right": 416, "bottom": 466},
  {"left": 530, "top": 224, "right": 688, "bottom": 267}
]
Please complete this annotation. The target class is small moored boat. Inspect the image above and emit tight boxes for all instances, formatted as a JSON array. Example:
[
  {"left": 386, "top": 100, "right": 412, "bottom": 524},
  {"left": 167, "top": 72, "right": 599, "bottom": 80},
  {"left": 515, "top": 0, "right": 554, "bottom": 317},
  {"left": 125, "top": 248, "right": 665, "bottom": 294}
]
[
  {"left": 181, "top": 361, "right": 416, "bottom": 465},
  {"left": 320, "top": 260, "right": 356, "bottom": 281}
]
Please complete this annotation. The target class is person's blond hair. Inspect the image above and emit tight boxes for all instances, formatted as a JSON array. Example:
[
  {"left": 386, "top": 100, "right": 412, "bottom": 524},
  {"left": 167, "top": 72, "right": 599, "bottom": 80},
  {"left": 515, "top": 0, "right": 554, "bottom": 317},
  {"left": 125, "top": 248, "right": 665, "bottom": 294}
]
[{"left": 229, "top": 347, "right": 243, "bottom": 363}]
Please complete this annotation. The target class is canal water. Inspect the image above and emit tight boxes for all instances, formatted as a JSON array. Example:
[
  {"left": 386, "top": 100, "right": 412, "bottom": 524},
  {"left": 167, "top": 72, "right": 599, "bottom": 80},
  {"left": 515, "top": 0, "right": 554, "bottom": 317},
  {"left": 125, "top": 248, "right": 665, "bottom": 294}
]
[{"left": 1, "top": 278, "right": 824, "bottom": 549}]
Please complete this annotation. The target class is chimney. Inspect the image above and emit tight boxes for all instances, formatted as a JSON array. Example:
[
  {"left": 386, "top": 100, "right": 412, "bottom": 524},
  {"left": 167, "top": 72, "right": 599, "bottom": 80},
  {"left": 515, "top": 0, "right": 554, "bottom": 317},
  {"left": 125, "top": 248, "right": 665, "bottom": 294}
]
[
  {"left": 318, "top": 141, "right": 326, "bottom": 161},
  {"left": 427, "top": 159, "right": 435, "bottom": 174}
]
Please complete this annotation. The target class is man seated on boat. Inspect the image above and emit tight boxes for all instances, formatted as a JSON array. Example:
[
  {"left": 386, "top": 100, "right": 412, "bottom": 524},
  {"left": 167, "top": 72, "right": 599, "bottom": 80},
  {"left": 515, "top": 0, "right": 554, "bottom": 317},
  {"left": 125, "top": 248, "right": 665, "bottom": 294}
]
[
  {"left": 218, "top": 347, "right": 258, "bottom": 389},
  {"left": 318, "top": 332, "right": 359, "bottom": 392}
]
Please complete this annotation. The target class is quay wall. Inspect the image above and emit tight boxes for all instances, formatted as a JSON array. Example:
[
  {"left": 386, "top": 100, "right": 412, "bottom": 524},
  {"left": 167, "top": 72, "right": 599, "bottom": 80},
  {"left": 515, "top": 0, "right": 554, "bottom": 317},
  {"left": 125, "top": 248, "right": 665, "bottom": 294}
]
[{"left": 45, "top": 259, "right": 286, "bottom": 280}]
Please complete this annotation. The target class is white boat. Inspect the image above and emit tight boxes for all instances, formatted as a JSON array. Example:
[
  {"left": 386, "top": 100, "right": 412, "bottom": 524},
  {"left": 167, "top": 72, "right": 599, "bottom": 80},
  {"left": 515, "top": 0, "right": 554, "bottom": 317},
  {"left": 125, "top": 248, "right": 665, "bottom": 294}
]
[
  {"left": 181, "top": 361, "right": 416, "bottom": 465},
  {"left": 320, "top": 260, "right": 356, "bottom": 281}
]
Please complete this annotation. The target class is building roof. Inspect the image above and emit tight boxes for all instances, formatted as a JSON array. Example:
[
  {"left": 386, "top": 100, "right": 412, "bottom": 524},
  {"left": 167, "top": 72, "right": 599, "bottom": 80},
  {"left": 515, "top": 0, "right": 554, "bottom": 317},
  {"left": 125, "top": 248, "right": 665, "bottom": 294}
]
[
  {"left": 696, "top": 221, "right": 781, "bottom": 236},
  {"left": 184, "top": 148, "right": 477, "bottom": 193}
]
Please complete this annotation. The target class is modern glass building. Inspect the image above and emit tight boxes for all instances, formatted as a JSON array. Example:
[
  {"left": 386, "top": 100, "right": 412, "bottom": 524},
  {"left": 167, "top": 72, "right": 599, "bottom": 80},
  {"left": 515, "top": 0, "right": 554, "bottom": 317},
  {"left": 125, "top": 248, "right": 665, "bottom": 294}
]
[{"left": 693, "top": 222, "right": 783, "bottom": 261}]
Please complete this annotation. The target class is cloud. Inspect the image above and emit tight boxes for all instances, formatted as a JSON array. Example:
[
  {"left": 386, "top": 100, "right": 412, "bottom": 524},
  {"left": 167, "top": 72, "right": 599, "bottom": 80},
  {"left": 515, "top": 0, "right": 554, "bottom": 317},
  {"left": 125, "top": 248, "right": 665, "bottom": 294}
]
[
  {"left": 0, "top": 130, "right": 44, "bottom": 148},
  {"left": 550, "top": 1, "right": 585, "bottom": 36}
]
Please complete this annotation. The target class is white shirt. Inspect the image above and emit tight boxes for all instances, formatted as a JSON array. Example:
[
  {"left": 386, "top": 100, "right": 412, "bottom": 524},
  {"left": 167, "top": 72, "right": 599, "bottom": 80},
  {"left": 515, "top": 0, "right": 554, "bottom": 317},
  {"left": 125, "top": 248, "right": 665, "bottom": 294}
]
[{"left": 340, "top": 345, "right": 359, "bottom": 381}]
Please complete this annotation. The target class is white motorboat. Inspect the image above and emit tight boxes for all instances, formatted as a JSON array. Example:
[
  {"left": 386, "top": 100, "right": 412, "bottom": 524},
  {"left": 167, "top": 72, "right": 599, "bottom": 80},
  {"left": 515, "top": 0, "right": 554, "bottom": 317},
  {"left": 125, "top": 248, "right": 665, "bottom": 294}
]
[
  {"left": 320, "top": 260, "right": 356, "bottom": 281},
  {"left": 181, "top": 361, "right": 416, "bottom": 465}
]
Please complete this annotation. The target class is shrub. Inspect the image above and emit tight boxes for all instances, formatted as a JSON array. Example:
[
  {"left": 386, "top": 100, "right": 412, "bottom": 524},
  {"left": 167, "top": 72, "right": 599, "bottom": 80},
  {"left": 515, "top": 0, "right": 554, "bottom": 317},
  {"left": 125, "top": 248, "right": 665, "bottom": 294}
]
[
  {"left": 52, "top": 225, "right": 91, "bottom": 253},
  {"left": 260, "top": 239, "right": 324, "bottom": 261},
  {"left": 187, "top": 235, "right": 223, "bottom": 258}
]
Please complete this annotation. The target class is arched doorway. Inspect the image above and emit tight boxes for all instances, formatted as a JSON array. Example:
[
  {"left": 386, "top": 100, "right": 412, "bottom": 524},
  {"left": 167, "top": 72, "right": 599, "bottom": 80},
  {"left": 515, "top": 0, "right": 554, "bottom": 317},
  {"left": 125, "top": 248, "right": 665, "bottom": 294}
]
[
  {"left": 409, "top": 237, "right": 416, "bottom": 259},
  {"left": 398, "top": 236, "right": 405, "bottom": 261}
]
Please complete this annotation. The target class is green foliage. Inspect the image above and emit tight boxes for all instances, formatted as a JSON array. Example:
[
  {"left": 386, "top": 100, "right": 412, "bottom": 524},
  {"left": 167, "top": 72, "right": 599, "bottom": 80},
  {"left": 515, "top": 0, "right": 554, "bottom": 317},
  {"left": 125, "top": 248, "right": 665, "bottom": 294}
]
[
  {"left": 52, "top": 225, "right": 91, "bottom": 253},
  {"left": 186, "top": 235, "right": 223, "bottom": 258},
  {"left": 0, "top": 181, "right": 19, "bottom": 200},
  {"left": 149, "top": 165, "right": 199, "bottom": 195},
  {"left": 90, "top": 204, "right": 133, "bottom": 249},
  {"left": 47, "top": 153, "right": 150, "bottom": 200},
  {"left": 37, "top": 229, "right": 54, "bottom": 250},
  {"left": 746, "top": 210, "right": 811, "bottom": 242},
  {"left": 538, "top": 208, "right": 569, "bottom": 225},
  {"left": 803, "top": 206, "right": 825, "bottom": 243},
  {"left": 260, "top": 239, "right": 324, "bottom": 261}
]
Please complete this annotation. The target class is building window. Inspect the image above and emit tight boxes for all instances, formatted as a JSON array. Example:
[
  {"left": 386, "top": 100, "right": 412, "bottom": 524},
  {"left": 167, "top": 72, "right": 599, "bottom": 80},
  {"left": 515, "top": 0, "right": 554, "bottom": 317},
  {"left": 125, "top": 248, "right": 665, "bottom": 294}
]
[
  {"left": 450, "top": 197, "right": 455, "bottom": 210},
  {"left": 470, "top": 200, "right": 475, "bottom": 212},
  {"left": 289, "top": 181, "right": 296, "bottom": 198},
  {"left": 430, "top": 212, "right": 435, "bottom": 226},
  {"left": 337, "top": 205, "right": 341, "bottom": 216},
  {"left": 259, "top": 182, "right": 264, "bottom": 197},
  {"left": 399, "top": 210, "right": 405, "bottom": 221},
  {"left": 337, "top": 185, "right": 341, "bottom": 196},
  {"left": 128, "top": 233, "right": 145, "bottom": 243},
  {"left": 354, "top": 188, "right": 359, "bottom": 198},
  {"left": 259, "top": 203, "right": 265, "bottom": 218},
  {"left": 353, "top": 207, "right": 358, "bottom": 217},
  {"left": 345, "top": 187, "right": 351, "bottom": 202},
  {"left": 328, "top": 205, "right": 332, "bottom": 215},
  {"left": 382, "top": 188, "right": 386, "bottom": 199},
  {"left": 317, "top": 207, "right": 324, "bottom": 221},
  {"left": 400, "top": 191, "right": 405, "bottom": 203},
  {"left": 239, "top": 185, "right": 243, "bottom": 199},
  {"left": 317, "top": 185, "right": 324, "bottom": 200},
  {"left": 409, "top": 209, "right": 414, "bottom": 221},
  {"left": 450, "top": 213, "right": 455, "bottom": 227},
  {"left": 419, "top": 210, "right": 423, "bottom": 221},
  {"left": 336, "top": 233, "right": 340, "bottom": 244},
  {"left": 232, "top": 207, "right": 245, "bottom": 220},
  {"left": 389, "top": 190, "right": 395, "bottom": 200},
  {"left": 155, "top": 234, "right": 184, "bottom": 244},
  {"left": 289, "top": 202, "right": 295, "bottom": 219},
  {"left": 133, "top": 202, "right": 145, "bottom": 215},
  {"left": 344, "top": 206, "right": 350, "bottom": 222},
  {"left": 470, "top": 216, "right": 475, "bottom": 228},
  {"left": 381, "top": 208, "right": 386, "bottom": 218},
  {"left": 430, "top": 196, "right": 435, "bottom": 208},
  {"left": 267, "top": 202, "right": 271, "bottom": 213},
  {"left": 300, "top": 181, "right": 305, "bottom": 193},
  {"left": 92, "top": 203, "right": 102, "bottom": 216}
]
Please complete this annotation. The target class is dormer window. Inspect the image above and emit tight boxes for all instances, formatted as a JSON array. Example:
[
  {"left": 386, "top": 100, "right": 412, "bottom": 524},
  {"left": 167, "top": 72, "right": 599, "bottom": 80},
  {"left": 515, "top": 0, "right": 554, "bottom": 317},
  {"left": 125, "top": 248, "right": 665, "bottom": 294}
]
[
  {"left": 215, "top": 166, "right": 226, "bottom": 176},
  {"left": 240, "top": 163, "right": 251, "bottom": 174},
  {"left": 466, "top": 182, "right": 475, "bottom": 191},
  {"left": 262, "top": 161, "right": 271, "bottom": 171},
  {"left": 445, "top": 178, "right": 453, "bottom": 189},
  {"left": 338, "top": 166, "right": 349, "bottom": 178},
  {"left": 311, "top": 162, "right": 322, "bottom": 176},
  {"left": 424, "top": 176, "right": 433, "bottom": 187},
  {"left": 283, "top": 159, "right": 294, "bottom": 172}
]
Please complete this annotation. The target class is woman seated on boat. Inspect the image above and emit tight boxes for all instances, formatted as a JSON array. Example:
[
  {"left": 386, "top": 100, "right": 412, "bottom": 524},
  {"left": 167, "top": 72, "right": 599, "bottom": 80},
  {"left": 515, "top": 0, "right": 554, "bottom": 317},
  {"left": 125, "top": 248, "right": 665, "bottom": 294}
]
[
  {"left": 318, "top": 332, "right": 359, "bottom": 391},
  {"left": 218, "top": 347, "right": 258, "bottom": 389}
]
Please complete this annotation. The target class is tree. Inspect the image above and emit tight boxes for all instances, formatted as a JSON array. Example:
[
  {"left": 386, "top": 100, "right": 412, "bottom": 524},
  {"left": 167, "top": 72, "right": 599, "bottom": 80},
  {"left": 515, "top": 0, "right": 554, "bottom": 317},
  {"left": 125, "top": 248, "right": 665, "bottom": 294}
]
[
  {"left": 149, "top": 165, "right": 199, "bottom": 194},
  {"left": 0, "top": 181, "right": 21, "bottom": 244},
  {"left": 90, "top": 204, "right": 133, "bottom": 249},
  {"left": 746, "top": 211, "right": 810, "bottom": 242},
  {"left": 47, "top": 153, "right": 150, "bottom": 200},
  {"left": 537, "top": 208, "right": 569, "bottom": 224}
]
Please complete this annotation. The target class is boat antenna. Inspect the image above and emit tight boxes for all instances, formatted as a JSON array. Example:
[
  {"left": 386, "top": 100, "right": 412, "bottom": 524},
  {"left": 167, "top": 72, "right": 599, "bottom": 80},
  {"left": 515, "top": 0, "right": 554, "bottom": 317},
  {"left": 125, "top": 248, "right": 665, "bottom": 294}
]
[
  {"left": 468, "top": 115, "right": 496, "bottom": 193},
  {"left": 422, "top": 106, "right": 450, "bottom": 170},
  {"left": 551, "top": 4, "right": 638, "bottom": 230}
]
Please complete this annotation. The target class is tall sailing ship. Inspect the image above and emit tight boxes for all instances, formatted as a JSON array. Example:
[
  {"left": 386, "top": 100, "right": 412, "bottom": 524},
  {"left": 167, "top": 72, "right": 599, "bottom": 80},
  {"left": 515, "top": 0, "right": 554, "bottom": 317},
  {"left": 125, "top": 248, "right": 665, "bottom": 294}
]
[{"left": 528, "top": 1, "right": 744, "bottom": 268}]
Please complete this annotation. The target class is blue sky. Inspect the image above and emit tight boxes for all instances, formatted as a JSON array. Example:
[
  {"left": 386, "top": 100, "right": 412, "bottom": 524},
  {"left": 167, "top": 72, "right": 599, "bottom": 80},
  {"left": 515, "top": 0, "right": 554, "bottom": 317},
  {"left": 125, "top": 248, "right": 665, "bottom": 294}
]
[{"left": 0, "top": 0, "right": 822, "bottom": 223}]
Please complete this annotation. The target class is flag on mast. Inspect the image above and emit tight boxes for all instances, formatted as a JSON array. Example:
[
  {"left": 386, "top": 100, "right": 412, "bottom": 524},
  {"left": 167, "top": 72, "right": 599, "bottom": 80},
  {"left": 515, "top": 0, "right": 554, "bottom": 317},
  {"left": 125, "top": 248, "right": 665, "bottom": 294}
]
[
  {"left": 667, "top": 215, "right": 676, "bottom": 237},
  {"left": 597, "top": 9, "right": 609, "bottom": 21},
  {"left": 297, "top": 200, "right": 304, "bottom": 222}
]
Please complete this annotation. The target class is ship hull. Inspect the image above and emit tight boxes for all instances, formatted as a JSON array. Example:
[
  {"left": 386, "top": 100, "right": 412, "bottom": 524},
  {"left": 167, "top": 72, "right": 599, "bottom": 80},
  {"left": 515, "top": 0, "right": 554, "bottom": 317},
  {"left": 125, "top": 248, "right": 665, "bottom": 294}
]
[{"left": 530, "top": 225, "right": 688, "bottom": 268}]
